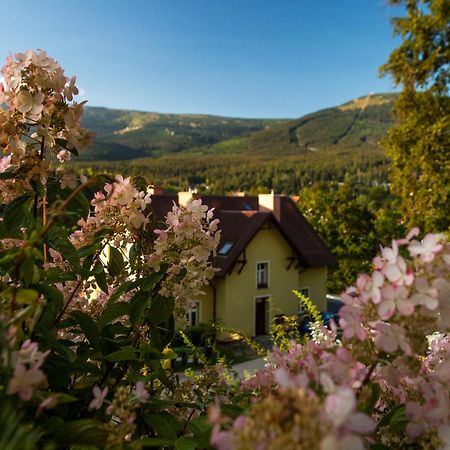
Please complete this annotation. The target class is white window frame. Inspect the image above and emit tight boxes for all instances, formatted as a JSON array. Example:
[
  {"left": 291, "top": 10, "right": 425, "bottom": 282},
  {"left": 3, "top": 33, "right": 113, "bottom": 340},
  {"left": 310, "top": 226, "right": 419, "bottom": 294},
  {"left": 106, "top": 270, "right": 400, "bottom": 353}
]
[
  {"left": 253, "top": 295, "right": 271, "bottom": 336},
  {"left": 256, "top": 261, "right": 270, "bottom": 289},
  {"left": 186, "top": 301, "right": 201, "bottom": 326}
]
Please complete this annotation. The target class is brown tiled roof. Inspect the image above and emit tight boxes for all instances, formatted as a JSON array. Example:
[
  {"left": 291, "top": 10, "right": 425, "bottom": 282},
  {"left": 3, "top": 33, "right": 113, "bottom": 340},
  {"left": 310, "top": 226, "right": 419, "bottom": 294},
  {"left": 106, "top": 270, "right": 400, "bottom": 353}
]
[
  {"left": 149, "top": 193, "right": 336, "bottom": 277},
  {"left": 213, "top": 211, "right": 270, "bottom": 276},
  {"left": 199, "top": 196, "right": 259, "bottom": 212},
  {"left": 150, "top": 195, "right": 177, "bottom": 222},
  {"left": 272, "top": 196, "right": 336, "bottom": 268}
]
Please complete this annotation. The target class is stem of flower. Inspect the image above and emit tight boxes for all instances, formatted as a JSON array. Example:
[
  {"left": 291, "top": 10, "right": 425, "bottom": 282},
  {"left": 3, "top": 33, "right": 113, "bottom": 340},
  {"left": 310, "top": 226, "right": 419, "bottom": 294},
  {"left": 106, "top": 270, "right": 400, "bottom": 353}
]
[
  {"left": 33, "top": 138, "right": 46, "bottom": 222},
  {"left": 40, "top": 138, "right": 48, "bottom": 264},
  {"left": 357, "top": 359, "right": 378, "bottom": 397},
  {"left": 54, "top": 277, "right": 84, "bottom": 326}
]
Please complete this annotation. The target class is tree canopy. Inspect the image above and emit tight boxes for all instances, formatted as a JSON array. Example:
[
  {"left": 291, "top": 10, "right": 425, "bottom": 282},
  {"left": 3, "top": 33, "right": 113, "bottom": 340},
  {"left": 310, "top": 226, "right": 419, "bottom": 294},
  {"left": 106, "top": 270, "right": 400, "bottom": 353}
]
[{"left": 380, "top": 0, "right": 450, "bottom": 232}]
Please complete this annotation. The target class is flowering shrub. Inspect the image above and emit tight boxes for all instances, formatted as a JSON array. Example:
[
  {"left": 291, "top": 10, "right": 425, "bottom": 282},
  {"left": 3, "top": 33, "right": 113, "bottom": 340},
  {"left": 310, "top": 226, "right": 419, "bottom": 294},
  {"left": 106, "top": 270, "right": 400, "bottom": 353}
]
[
  {"left": 2, "top": 48, "right": 450, "bottom": 450},
  {"left": 209, "top": 229, "right": 450, "bottom": 449},
  {"left": 0, "top": 50, "right": 222, "bottom": 448}
]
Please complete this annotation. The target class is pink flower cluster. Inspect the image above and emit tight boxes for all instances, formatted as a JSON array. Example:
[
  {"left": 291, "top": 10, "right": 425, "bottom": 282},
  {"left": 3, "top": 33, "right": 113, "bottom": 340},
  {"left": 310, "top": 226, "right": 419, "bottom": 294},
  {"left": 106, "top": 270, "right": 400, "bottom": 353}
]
[
  {"left": 7, "top": 339, "right": 50, "bottom": 401},
  {"left": 0, "top": 49, "right": 93, "bottom": 202},
  {"left": 209, "top": 231, "right": 450, "bottom": 449},
  {"left": 71, "top": 175, "right": 152, "bottom": 248},
  {"left": 340, "top": 229, "right": 449, "bottom": 354},
  {"left": 147, "top": 199, "right": 220, "bottom": 319}
]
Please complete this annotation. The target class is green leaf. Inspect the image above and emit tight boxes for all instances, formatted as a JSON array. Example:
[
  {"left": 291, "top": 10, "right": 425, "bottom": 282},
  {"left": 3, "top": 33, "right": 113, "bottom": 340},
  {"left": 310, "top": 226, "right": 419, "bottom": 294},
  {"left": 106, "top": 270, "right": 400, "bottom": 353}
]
[
  {"left": 129, "top": 290, "right": 151, "bottom": 326},
  {"left": 44, "top": 268, "right": 77, "bottom": 284},
  {"left": 107, "top": 271, "right": 165, "bottom": 306},
  {"left": 377, "top": 404, "right": 407, "bottom": 433},
  {"left": 175, "top": 436, "right": 198, "bottom": 450},
  {"left": 107, "top": 280, "right": 137, "bottom": 305},
  {"left": 148, "top": 295, "right": 175, "bottom": 325},
  {"left": 19, "top": 258, "right": 40, "bottom": 286},
  {"left": 221, "top": 404, "right": 244, "bottom": 418},
  {"left": 94, "top": 262, "right": 108, "bottom": 294},
  {"left": 35, "top": 325, "right": 77, "bottom": 362},
  {"left": 7, "top": 305, "right": 36, "bottom": 326},
  {"left": 104, "top": 347, "right": 137, "bottom": 362},
  {"left": 139, "top": 343, "right": 164, "bottom": 361},
  {"left": 3, "top": 193, "right": 32, "bottom": 236},
  {"left": 98, "top": 302, "right": 130, "bottom": 329},
  {"left": 128, "top": 242, "right": 140, "bottom": 267},
  {"left": 186, "top": 415, "right": 212, "bottom": 449},
  {"left": 144, "top": 412, "right": 182, "bottom": 441},
  {"left": 4, "top": 288, "right": 39, "bottom": 305},
  {"left": 0, "top": 248, "right": 21, "bottom": 270},
  {"left": 55, "top": 138, "right": 69, "bottom": 150},
  {"left": 107, "top": 246, "right": 125, "bottom": 277},
  {"left": 362, "top": 382, "right": 381, "bottom": 415},
  {"left": 149, "top": 315, "right": 175, "bottom": 351},
  {"left": 71, "top": 189, "right": 89, "bottom": 218},
  {"left": 141, "top": 269, "right": 166, "bottom": 291},
  {"left": 0, "top": 168, "right": 16, "bottom": 180},
  {"left": 53, "top": 419, "right": 107, "bottom": 447},
  {"left": 189, "top": 415, "right": 211, "bottom": 435},
  {"left": 33, "top": 284, "right": 64, "bottom": 327},
  {"left": 46, "top": 227, "right": 80, "bottom": 271},
  {"left": 67, "top": 360, "right": 102, "bottom": 375},
  {"left": 77, "top": 241, "right": 103, "bottom": 259},
  {"left": 70, "top": 311, "right": 101, "bottom": 346},
  {"left": 134, "top": 438, "right": 175, "bottom": 449},
  {"left": 142, "top": 399, "right": 179, "bottom": 410},
  {"left": 0, "top": 398, "right": 41, "bottom": 450},
  {"left": 0, "top": 220, "right": 8, "bottom": 240}
]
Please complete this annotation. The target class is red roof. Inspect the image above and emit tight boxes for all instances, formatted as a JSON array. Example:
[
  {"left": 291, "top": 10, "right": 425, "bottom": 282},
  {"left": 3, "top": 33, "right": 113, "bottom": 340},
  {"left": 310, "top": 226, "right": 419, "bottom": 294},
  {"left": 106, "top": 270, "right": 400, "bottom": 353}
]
[{"left": 150, "top": 194, "right": 336, "bottom": 277}]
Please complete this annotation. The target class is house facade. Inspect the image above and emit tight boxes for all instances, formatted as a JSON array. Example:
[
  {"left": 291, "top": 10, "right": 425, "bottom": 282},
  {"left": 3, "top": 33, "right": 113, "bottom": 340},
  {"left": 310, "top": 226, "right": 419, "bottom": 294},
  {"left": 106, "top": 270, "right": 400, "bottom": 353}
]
[{"left": 151, "top": 191, "right": 336, "bottom": 337}]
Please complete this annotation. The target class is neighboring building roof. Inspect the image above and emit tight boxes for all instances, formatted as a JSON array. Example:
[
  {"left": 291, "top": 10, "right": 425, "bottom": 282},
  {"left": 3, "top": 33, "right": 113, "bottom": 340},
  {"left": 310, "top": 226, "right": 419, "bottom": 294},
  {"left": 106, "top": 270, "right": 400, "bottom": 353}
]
[
  {"left": 198, "top": 195, "right": 259, "bottom": 212},
  {"left": 150, "top": 193, "right": 336, "bottom": 278},
  {"left": 150, "top": 194, "right": 178, "bottom": 223}
]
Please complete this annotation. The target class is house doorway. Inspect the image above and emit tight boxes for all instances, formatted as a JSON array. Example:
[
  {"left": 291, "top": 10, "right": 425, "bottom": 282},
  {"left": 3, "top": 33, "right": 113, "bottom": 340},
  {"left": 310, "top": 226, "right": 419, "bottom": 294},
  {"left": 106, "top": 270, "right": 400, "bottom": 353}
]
[{"left": 254, "top": 296, "right": 270, "bottom": 336}]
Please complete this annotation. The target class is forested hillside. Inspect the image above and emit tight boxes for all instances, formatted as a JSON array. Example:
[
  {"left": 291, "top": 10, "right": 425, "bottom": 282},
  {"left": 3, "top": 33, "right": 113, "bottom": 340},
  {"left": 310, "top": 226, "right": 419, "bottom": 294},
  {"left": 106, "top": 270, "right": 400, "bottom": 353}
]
[
  {"left": 190, "top": 93, "right": 395, "bottom": 156},
  {"left": 74, "top": 94, "right": 395, "bottom": 193},
  {"left": 80, "top": 107, "right": 283, "bottom": 160}
]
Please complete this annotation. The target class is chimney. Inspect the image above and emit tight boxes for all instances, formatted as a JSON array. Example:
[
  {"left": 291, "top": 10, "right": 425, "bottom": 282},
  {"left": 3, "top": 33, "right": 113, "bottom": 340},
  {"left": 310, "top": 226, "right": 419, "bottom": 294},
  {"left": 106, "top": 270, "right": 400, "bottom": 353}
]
[
  {"left": 258, "top": 190, "right": 281, "bottom": 220},
  {"left": 258, "top": 190, "right": 274, "bottom": 212},
  {"left": 178, "top": 188, "right": 195, "bottom": 207}
]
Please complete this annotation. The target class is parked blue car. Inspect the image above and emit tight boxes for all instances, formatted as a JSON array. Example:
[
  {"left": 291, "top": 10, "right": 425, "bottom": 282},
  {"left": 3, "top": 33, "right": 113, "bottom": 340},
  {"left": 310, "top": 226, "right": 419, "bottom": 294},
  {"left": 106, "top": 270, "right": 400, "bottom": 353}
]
[{"left": 298, "top": 311, "right": 340, "bottom": 334}]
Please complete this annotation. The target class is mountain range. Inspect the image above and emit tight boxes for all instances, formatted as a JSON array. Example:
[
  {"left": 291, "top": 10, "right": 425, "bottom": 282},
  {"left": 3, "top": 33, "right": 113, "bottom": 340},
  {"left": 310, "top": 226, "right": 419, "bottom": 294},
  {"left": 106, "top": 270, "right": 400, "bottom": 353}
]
[
  {"left": 76, "top": 93, "right": 396, "bottom": 194},
  {"left": 80, "top": 108, "right": 283, "bottom": 160}
]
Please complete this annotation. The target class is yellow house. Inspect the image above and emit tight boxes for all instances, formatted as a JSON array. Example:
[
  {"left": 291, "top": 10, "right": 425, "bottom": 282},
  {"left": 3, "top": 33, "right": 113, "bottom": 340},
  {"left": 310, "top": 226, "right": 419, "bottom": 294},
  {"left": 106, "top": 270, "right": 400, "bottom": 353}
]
[{"left": 152, "top": 191, "right": 336, "bottom": 337}]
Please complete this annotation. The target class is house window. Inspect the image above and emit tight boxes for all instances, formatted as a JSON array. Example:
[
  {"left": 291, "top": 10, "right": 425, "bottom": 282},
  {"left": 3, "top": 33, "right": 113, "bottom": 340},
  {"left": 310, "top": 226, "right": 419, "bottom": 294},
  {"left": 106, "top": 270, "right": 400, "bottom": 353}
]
[
  {"left": 256, "top": 262, "right": 269, "bottom": 289},
  {"left": 186, "top": 302, "right": 200, "bottom": 326},
  {"left": 218, "top": 242, "right": 233, "bottom": 256}
]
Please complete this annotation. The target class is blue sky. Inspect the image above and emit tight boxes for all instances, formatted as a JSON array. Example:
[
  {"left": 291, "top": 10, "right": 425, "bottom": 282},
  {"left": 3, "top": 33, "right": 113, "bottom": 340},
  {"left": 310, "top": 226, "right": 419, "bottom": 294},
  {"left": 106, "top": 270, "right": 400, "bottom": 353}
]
[{"left": 0, "top": 0, "right": 401, "bottom": 118}]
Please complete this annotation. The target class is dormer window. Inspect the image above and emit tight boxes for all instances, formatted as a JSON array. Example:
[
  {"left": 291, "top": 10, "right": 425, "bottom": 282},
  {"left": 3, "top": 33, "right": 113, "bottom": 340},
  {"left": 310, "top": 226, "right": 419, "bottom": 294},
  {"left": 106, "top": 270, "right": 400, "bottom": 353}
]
[
  {"left": 218, "top": 242, "right": 233, "bottom": 256},
  {"left": 256, "top": 262, "right": 269, "bottom": 288}
]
